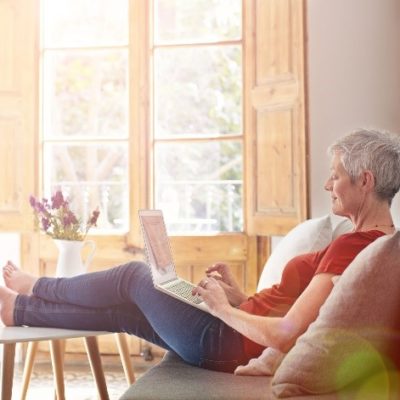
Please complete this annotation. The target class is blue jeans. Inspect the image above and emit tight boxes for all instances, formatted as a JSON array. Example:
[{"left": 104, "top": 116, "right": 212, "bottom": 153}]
[{"left": 14, "top": 262, "right": 248, "bottom": 372}]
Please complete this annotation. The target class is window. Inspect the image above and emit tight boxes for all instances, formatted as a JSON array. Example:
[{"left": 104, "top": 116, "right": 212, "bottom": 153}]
[
  {"left": 40, "top": 0, "right": 243, "bottom": 235},
  {"left": 39, "top": 0, "right": 307, "bottom": 241},
  {"left": 41, "top": 0, "right": 130, "bottom": 233},
  {"left": 152, "top": 0, "right": 243, "bottom": 233}
]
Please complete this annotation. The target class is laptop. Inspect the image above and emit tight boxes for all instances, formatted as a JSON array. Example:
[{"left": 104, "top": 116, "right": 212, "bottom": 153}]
[{"left": 138, "top": 209, "right": 210, "bottom": 313}]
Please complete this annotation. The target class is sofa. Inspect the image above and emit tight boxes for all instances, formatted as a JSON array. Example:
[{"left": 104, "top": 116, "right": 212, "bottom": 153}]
[
  {"left": 119, "top": 216, "right": 400, "bottom": 400},
  {"left": 120, "top": 350, "right": 400, "bottom": 400},
  {"left": 120, "top": 351, "right": 340, "bottom": 400}
]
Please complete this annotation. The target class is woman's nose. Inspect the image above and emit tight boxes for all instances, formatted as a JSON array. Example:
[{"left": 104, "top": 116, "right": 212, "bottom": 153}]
[{"left": 324, "top": 180, "right": 332, "bottom": 191}]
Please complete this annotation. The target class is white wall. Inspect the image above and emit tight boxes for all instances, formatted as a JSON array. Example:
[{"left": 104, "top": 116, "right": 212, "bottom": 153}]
[{"left": 307, "top": 0, "right": 400, "bottom": 225}]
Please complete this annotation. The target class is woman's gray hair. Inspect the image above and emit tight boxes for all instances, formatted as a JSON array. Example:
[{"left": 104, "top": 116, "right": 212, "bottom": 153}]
[{"left": 328, "top": 129, "right": 400, "bottom": 204}]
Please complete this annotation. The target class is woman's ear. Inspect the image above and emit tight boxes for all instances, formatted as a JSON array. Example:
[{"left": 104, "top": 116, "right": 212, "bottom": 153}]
[{"left": 360, "top": 170, "right": 375, "bottom": 191}]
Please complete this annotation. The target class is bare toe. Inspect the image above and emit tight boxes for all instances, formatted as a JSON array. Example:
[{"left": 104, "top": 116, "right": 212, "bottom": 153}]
[
  {"left": 3, "top": 265, "right": 37, "bottom": 295},
  {"left": 3, "top": 263, "right": 12, "bottom": 275},
  {"left": 4, "top": 261, "right": 17, "bottom": 273},
  {"left": 3, "top": 269, "right": 12, "bottom": 279},
  {"left": 7, "top": 261, "right": 18, "bottom": 271}
]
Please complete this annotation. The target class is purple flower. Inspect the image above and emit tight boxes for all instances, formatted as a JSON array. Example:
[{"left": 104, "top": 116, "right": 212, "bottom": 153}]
[
  {"left": 51, "top": 191, "right": 65, "bottom": 209},
  {"left": 88, "top": 209, "right": 100, "bottom": 226},
  {"left": 41, "top": 217, "right": 50, "bottom": 232},
  {"left": 63, "top": 211, "right": 78, "bottom": 226},
  {"left": 29, "top": 195, "right": 36, "bottom": 208},
  {"left": 29, "top": 191, "right": 100, "bottom": 240},
  {"left": 29, "top": 196, "right": 43, "bottom": 213},
  {"left": 37, "top": 201, "right": 47, "bottom": 213}
]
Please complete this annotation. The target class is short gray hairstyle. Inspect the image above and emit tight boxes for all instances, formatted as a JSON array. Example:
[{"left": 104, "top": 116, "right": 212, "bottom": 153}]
[{"left": 328, "top": 129, "right": 400, "bottom": 204}]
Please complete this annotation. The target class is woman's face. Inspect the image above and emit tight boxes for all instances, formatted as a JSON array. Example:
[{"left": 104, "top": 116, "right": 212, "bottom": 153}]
[{"left": 324, "top": 154, "right": 363, "bottom": 218}]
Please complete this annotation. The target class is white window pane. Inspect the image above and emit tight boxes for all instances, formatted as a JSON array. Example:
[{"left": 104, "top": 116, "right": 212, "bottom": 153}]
[
  {"left": 154, "top": 142, "right": 243, "bottom": 233},
  {"left": 154, "top": 0, "right": 241, "bottom": 44},
  {"left": 154, "top": 45, "right": 242, "bottom": 137},
  {"left": 43, "top": 50, "right": 128, "bottom": 138},
  {"left": 42, "top": 0, "right": 128, "bottom": 48},
  {"left": 43, "top": 144, "right": 129, "bottom": 232}
]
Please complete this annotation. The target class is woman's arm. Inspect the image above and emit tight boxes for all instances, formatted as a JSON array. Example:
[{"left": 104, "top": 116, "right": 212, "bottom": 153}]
[{"left": 195, "top": 272, "right": 335, "bottom": 353}]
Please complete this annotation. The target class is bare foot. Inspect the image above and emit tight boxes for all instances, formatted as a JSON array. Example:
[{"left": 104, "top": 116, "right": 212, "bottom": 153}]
[
  {"left": 0, "top": 286, "right": 17, "bottom": 326},
  {"left": 3, "top": 261, "right": 38, "bottom": 295}
]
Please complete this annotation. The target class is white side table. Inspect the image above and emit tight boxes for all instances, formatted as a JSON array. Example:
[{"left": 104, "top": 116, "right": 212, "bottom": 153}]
[{"left": 0, "top": 327, "right": 110, "bottom": 400}]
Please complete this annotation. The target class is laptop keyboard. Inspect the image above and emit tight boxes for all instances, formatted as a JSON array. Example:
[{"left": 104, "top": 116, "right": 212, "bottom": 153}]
[{"left": 166, "top": 280, "right": 203, "bottom": 304}]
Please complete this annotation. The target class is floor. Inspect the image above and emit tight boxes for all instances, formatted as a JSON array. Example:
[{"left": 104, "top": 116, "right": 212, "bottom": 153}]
[{"left": 11, "top": 352, "right": 161, "bottom": 400}]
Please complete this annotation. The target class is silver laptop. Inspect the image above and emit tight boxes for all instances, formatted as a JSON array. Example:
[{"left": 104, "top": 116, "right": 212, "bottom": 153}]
[{"left": 138, "top": 209, "right": 210, "bottom": 313}]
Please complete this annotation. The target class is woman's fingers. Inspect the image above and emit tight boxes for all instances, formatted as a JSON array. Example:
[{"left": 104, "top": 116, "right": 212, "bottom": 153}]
[
  {"left": 192, "top": 277, "right": 211, "bottom": 296},
  {"left": 206, "top": 273, "right": 222, "bottom": 281},
  {"left": 206, "top": 262, "right": 227, "bottom": 274}
]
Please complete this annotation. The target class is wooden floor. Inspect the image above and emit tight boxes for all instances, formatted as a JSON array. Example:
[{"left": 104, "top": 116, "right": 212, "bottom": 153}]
[{"left": 11, "top": 352, "right": 161, "bottom": 400}]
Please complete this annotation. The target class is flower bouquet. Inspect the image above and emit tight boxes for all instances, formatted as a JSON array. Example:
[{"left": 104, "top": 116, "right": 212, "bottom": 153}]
[{"left": 29, "top": 190, "right": 100, "bottom": 241}]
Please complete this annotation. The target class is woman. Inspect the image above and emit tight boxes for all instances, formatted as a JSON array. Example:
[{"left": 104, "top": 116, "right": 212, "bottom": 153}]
[{"left": 1, "top": 129, "right": 399, "bottom": 373}]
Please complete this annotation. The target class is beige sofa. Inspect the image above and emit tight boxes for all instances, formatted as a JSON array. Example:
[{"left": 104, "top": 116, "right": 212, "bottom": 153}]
[
  {"left": 119, "top": 351, "right": 383, "bottom": 400},
  {"left": 120, "top": 217, "right": 400, "bottom": 399}
]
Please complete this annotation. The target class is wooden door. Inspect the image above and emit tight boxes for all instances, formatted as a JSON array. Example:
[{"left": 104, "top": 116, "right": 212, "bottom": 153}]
[
  {"left": 0, "top": 0, "right": 38, "bottom": 232},
  {"left": 245, "top": 0, "right": 308, "bottom": 236}
]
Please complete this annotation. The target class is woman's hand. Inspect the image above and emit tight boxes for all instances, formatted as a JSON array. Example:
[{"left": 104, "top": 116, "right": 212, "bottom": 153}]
[
  {"left": 192, "top": 277, "right": 232, "bottom": 317},
  {"left": 205, "top": 262, "right": 248, "bottom": 307}
]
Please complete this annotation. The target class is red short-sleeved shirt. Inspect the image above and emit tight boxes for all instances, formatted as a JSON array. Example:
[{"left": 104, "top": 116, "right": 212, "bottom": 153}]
[{"left": 239, "top": 230, "right": 385, "bottom": 358}]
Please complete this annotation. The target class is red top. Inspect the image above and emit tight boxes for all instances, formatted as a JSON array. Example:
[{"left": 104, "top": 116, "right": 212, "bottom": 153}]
[{"left": 239, "top": 230, "right": 386, "bottom": 358}]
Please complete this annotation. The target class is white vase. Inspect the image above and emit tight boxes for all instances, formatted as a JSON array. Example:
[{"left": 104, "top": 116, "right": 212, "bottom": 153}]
[{"left": 54, "top": 239, "right": 96, "bottom": 278}]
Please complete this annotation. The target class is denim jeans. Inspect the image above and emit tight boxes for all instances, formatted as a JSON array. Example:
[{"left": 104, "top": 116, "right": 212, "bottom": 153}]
[{"left": 14, "top": 261, "right": 248, "bottom": 372}]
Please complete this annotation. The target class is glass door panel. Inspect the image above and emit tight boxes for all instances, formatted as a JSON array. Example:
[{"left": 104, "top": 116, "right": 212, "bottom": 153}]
[{"left": 152, "top": 0, "right": 243, "bottom": 233}]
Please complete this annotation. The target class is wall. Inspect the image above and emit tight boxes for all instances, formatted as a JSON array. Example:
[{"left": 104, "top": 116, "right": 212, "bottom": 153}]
[{"left": 307, "top": 0, "right": 400, "bottom": 225}]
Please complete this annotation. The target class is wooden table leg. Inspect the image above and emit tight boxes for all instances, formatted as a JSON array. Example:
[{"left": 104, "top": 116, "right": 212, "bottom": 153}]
[
  {"left": 20, "top": 341, "right": 39, "bottom": 400},
  {"left": 2, "top": 343, "right": 16, "bottom": 400},
  {"left": 49, "top": 340, "right": 65, "bottom": 400},
  {"left": 114, "top": 333, "right": 135, "bottom": 384},
  {"left": 84, "top": 336, "right": 109, "bottom": 400}
]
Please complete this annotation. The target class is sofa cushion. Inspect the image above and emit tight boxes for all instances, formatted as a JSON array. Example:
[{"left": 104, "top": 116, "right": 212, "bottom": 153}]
[
  {"left": 331, "top": 218, "right": 353, "bottom": 239},
  {"left": 272, "top": 231, "right": 400, "bottom": 398},
  {"left": 257, "top": 215, "right": 333, "bottom": 291},
  {"left": 119, "top": 351, "right": 339, "bottom": 400}
]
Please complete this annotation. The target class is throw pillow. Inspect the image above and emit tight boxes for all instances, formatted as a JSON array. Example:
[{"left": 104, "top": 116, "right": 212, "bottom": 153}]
[
  {"left": 257, "top": 215, "right": 332, "bottom": 291},
  {"left": 332, "top": 217, "right": 353, "bottom": 239},
  {"left": 234, "top": 347, "right": 285, "bottom": 376},
  {"left": 272, "top": 231, "right": 400, "bottom": 398}
]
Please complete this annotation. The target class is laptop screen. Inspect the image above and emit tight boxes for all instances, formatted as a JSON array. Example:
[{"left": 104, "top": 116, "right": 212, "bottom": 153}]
[{"left": 139, "top": 210, "right": 177, "bottom": 284}]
